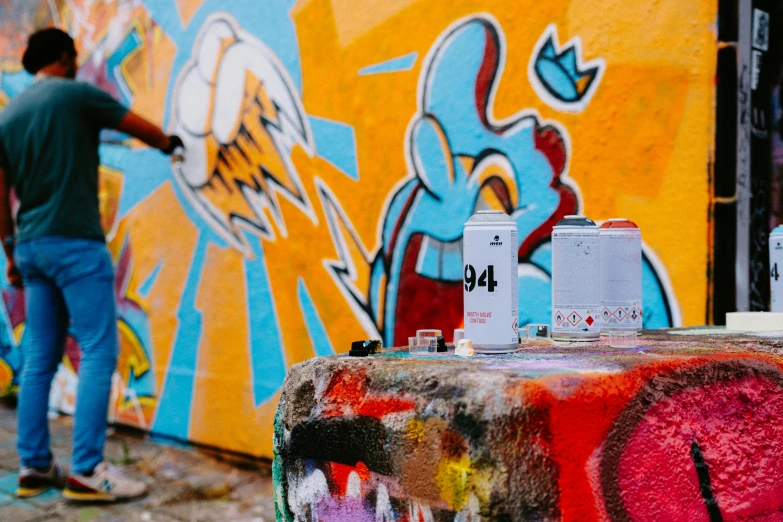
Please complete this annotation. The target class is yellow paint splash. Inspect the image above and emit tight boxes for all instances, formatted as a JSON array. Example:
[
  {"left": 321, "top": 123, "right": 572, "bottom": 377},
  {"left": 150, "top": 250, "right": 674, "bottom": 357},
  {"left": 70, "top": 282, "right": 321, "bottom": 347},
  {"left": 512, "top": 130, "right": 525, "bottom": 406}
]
[
  {"left": 407, "top": 418, "right": 425, "bottom": 444},
  {"left": 435, "top": 454, "right": 473, "bottom": 512},
  {"left": 0, "top": 359, "right": 13, "bottom": 393}
]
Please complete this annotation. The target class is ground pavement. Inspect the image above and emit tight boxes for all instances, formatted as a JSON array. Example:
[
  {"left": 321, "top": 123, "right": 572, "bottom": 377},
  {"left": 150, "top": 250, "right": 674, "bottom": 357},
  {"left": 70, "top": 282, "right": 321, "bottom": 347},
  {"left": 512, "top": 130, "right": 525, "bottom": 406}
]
[{"left": 0, "top": 404, "right": 275, "bottom": 522}]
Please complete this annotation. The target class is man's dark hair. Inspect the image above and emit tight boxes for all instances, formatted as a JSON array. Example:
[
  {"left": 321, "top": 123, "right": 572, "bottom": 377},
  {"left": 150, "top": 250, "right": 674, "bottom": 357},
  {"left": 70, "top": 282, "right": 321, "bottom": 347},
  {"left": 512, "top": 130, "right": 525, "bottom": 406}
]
[{"left": 21, "top": 28, "right": 76, "bottom": 75}]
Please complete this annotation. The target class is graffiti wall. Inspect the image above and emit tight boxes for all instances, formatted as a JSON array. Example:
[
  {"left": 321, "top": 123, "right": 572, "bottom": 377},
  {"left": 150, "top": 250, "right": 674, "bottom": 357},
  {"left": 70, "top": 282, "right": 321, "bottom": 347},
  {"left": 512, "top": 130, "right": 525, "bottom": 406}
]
[
  {"left": 274, "top": 334, "right": 783, "bottom": 521},
  {"left": 0, "top": 0, "right": 716, "bottom": 456}
]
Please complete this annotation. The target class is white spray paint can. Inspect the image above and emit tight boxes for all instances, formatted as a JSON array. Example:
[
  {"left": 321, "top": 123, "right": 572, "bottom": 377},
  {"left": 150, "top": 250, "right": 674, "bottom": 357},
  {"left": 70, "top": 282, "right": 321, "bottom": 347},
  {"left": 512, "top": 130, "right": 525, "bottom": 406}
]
[
  {"left": 599, "top": 218, "right": 642, "bottom": 333},
  {"left": 551, "top": 215, "right": 600, "bottom": 341},
  {"left": 463, "top": 210, "right": 519, "bottom": 353},
  {"left": 770, "top": 226, "right": 783, "bottom": 312}
]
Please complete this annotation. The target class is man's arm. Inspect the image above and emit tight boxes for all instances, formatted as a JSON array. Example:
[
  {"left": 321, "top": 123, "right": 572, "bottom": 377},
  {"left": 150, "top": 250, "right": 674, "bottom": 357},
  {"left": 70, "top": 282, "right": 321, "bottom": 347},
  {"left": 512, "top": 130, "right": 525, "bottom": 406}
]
[
  {"left": 81, "top": 84, "right": 183, "bottom": 154},
  {"left": 113, "top": 111, "right": 181, "bottom": 153},
  {"left": 0, "top": 168, "right": 20, "bottom": 288}
]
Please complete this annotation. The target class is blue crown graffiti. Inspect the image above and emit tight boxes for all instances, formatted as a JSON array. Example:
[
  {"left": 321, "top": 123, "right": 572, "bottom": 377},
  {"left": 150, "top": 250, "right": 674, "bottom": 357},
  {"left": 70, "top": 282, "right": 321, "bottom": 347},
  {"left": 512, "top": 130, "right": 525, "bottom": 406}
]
[{"left": 529, "top": 24, "right": 606, "bottom": 113}]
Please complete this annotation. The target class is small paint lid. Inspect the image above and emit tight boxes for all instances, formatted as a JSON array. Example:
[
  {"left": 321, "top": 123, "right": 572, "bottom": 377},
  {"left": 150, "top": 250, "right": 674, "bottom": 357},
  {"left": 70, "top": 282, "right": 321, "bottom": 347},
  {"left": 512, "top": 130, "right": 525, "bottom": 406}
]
[
  {"left": 555, "top": 215, "right": 597, "bottom": 227},
  {"left": 600, "top": 218, "right": 638, "bottom": 229}
]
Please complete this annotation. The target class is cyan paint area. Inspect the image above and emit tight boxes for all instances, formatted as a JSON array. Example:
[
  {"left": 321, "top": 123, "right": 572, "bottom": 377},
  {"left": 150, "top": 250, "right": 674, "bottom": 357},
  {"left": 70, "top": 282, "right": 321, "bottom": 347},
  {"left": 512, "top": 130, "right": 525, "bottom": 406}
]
[
  {"left": 106, "top": 28, "right": 142, "bottom": 105},
  {"left": 309, "top": 116, "right": 360, "bottom": 181},
  {"left": 151, "top": 234, "right": 207, "bottom": 440},
  {"left": 137, "top": 262, "right": 164, "bottom": 300},
  {"left": 358, "top": 53, "right": 418, "bottom": 75},
  {"left": 297, "top": 278, "right": 335, "bottom": 357},
  {"left": 245, "top": 240, "right": 287, "bottom": 407},
  {"left": 0, "top": 69, "right": 32, "bottom": 98},
  {"left": 99, "top": 145, "right": 172, "bottom": 218}
]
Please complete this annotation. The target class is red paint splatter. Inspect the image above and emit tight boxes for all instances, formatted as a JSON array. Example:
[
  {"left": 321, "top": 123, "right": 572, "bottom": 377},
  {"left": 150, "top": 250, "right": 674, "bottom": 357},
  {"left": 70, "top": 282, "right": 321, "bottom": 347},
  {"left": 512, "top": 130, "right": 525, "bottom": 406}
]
[
  {"left": 615, "top": 375, "right": 783, "bottom": 520},
  {"left": 321, "top": 406, "right": 343, "bottom": 418},
  {"left": 323, "top": 369, "right": 415, "bottom": 419},
  {"left": 64, "top": 337, "right": 81, "bottom": 372},
  {"left": 2, "top": 287, "right": 24, "bottom": 328},
  {"left": 324, "top": 369, "right": 367, "bottom": 408},
  {"left": 356, "top": 396, "right": 416, "bottom": 419},
  {"left": 535, "top": 125, "right": 567, "bottom": 176},
  {"left": 551, "top": 359, "right": 691, "bottom": 520},
  {"left": 549, "top": 356, "right": 783, "bottom": 520},
  {"left": 329, "top": 461, "right": 370, "bottom": 497}
]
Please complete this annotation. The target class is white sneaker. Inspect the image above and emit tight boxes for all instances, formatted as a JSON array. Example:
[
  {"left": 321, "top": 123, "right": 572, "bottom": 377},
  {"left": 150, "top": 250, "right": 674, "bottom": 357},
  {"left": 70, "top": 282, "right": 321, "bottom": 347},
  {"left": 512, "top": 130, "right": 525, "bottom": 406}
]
[
  {"left": 63, "top": 461, "right": 148, "bottom": 502},
  {"left": 17, "top": 459, "right": 66, "bottom": 497}
]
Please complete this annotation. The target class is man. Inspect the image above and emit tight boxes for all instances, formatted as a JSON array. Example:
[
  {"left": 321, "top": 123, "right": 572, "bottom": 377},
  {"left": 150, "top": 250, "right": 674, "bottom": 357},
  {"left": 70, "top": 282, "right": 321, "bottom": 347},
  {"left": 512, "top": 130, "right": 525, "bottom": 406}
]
[{"left": 0, "top": 28, "right": 182, "bottom": 502}]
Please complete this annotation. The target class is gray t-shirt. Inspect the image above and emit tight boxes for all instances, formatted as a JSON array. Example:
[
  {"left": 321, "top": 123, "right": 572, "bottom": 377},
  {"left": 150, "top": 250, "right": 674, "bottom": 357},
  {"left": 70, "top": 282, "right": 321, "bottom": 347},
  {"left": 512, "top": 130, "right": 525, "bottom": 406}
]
[{"left": 0, "top": 77, "right": 128, "bottom": 241}]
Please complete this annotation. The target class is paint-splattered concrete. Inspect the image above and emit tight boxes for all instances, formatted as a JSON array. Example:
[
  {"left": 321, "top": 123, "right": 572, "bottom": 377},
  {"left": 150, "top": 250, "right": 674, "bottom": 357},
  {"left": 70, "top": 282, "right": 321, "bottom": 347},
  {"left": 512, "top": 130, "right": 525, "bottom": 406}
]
[
  {"left": 0, "top": 405, "right": 275, "bottom": 521},
  {"left": 274, "top": 329, "right": 783, "bottom": 521}
]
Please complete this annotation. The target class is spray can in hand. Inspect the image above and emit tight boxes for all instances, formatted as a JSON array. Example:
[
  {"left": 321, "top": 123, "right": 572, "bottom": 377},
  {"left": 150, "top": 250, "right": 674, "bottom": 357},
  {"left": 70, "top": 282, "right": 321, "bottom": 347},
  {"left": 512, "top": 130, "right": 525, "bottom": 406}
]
[{"left": 165, "top": 134, "right": 186, "bottom": 165}]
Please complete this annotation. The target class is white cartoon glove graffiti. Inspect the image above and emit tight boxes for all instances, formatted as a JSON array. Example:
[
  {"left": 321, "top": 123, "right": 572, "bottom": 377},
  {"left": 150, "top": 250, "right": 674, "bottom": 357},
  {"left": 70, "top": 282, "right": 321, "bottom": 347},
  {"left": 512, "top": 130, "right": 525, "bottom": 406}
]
[{"left": 170, "top": 14, "right": 314, "bottom": 253}]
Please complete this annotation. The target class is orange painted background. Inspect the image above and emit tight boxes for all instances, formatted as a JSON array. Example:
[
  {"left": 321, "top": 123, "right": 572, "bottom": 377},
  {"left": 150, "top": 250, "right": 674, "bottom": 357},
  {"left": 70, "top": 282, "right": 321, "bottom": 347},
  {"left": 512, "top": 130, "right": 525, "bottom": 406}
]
[{"left": 0, "top": 0, "right": 715, "bottom": 456}]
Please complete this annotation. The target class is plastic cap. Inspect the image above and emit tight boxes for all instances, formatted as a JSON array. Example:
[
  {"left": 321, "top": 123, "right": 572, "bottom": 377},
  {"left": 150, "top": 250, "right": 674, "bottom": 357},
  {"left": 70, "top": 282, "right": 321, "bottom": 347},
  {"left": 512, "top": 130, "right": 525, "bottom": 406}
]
[
  {"left": 600, "top": 218, "right": 638, "bottom": 229},
  {"left": 555, "top": 215, "right": 597, "bottom": 227}
]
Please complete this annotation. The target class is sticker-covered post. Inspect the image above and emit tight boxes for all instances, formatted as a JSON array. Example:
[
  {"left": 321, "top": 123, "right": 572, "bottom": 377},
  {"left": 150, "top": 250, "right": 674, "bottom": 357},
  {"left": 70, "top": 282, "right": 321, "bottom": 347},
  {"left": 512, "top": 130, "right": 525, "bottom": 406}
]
[
  {"left": 551, "top": 215, "right": 600, "bottom": 341},
  {"left": 770, "top": 226, "right": 783, "bottom": 312},
  {"left": 463, "top": 211, "right": 519, "bottom": 353}
]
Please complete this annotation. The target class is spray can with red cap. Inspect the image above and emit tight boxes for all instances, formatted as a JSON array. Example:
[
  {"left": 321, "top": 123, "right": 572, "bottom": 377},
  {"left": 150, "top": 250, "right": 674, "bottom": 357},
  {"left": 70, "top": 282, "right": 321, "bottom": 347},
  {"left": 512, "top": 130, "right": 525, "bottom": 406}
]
[{"left": 599, "top": 218, "right": 642, "bottom": 333}]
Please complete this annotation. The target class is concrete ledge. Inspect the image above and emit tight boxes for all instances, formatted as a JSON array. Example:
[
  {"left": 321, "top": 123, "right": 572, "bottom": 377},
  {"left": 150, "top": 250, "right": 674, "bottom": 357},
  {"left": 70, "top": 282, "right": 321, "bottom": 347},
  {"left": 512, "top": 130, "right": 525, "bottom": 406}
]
[{"left": 273, "top": 331, "right": 783, "bottom": 521}]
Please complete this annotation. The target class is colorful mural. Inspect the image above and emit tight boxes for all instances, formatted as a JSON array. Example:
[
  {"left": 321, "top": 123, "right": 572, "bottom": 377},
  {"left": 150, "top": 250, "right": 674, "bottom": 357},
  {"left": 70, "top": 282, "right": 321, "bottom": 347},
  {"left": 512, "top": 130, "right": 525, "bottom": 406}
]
[
  {"left": 274, "top": 335, "right": 783, "bottom": 521},
  {"left": 0, "top": 0, "right": 716, "bottom": 456}
]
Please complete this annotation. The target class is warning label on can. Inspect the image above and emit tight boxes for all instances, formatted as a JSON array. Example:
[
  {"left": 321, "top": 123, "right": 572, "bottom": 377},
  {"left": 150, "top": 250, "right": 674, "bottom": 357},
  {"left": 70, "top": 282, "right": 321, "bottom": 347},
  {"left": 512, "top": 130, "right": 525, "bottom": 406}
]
[
  {"left": 553, "top": 308, "right": 597, "bottom": 330},
  {"left": 552, "top": 231, "right": 600, "bottom": 335},
  {"left": 600, "top": 230, "right": 642, "bottom": 329}
]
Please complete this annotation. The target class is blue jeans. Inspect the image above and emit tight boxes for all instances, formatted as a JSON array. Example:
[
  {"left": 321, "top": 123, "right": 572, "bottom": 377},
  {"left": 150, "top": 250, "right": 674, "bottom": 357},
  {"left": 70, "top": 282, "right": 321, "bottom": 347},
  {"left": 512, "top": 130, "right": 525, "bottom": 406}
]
[{"left": 15, "top": 237, "right": 117, "bottom": 475}]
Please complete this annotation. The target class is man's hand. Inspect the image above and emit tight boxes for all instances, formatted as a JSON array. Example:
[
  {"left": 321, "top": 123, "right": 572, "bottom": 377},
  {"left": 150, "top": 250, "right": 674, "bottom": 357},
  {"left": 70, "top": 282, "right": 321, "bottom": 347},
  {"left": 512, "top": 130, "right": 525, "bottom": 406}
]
[
  {"left": 7, "top": 260, "right": 22, "bottom": 289},
  {"left": 162, "top": 135, "right": 184, "bottom": 156}
]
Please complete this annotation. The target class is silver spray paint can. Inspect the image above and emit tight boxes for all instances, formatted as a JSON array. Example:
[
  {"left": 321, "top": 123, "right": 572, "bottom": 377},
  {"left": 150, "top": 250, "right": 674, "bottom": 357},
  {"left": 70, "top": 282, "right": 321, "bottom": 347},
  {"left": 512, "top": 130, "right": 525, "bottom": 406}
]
[
  {"left": 463, "top": 210, "right": 519, "bottom": 353},
  {"left": 770, "top": 226, "right": 783, "bottom": 312},
  {"left": 551, "top": 215, "right": 600, "bottom": 341},
  {"left": 599, "top": 218, "right": 642, "bottom": 333}
]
